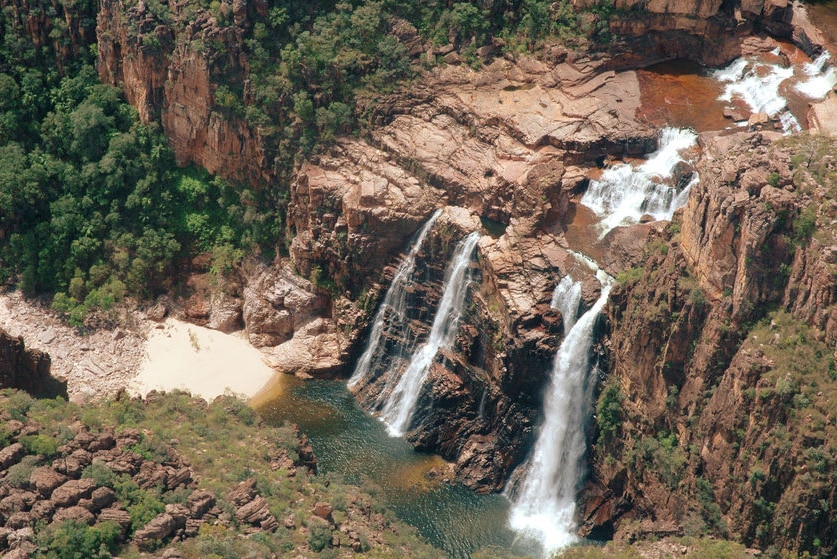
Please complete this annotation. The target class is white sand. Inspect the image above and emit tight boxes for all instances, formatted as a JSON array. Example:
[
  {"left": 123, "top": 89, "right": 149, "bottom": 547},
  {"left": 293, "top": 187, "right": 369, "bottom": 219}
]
[{"left": 131, "top": 318, "right": 277, "bottom": 401}]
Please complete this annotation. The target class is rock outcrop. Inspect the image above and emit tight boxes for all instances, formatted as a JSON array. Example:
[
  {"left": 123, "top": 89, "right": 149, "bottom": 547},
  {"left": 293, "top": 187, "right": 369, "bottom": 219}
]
[
  {"left": 96, "top": 0, "right": 270, "bottom": 186},
  {"left": 0, "top": 392, "right": 319, "bottom": 556},
  {"left": 582, "top": 132, "right": 837, "bottom": 557},
  {"left": 0, "top": 329, "right": 66, "bottom": 399}
]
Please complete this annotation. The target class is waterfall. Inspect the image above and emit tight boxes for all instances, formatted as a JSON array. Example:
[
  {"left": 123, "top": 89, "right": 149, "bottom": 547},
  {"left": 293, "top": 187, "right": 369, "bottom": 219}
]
[
  {"left": 381, "top": 232, "right": 480, "bottom": 437},
  {"left": 581, "top": 127, "right": 699, "bottom": 237},
  {"left": 347, "top": 209, "right": 442, "bottom": 390},
  {"left": 550, "top": 275, "right": 582, "bottom": 331},
  {"left": 712, "top": 57, "right": 801, "bottom": 133},
  {"left": 508, "top": 268, "right": 614, "bottom": 555},
  {"left": 795, "top": 51, "right": 837, "bottom": 99}
]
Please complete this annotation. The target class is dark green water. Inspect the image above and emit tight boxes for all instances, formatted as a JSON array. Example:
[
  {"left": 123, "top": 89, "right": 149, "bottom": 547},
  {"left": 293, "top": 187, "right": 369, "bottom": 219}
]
[{"left": 254, "top": 376, "right": 540, "bottom": 559}]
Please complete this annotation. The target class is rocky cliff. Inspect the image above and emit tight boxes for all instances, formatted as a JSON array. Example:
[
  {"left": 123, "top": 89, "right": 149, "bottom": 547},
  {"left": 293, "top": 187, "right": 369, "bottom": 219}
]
[
  {"left": 87, "top": 0, "right": 837, "bottom": 553},
  {"left": 0, "top": 329, "right": 66, "bottom": 399},
  {"left": 96, "top": 0, "right": 270, "bottom": 186},
  {"left": 581, "top": 132, "right": 837, "bottom": 557}
]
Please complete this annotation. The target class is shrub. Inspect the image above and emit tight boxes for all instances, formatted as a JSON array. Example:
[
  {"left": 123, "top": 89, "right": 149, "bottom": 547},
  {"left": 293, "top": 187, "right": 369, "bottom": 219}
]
[
  {"left": 37, "top": 519, "right": 122, "bottom": 559},
  {"left": 308, "top": 522, "right": 332, "bottom": 552},
  {"left": 19, "top": 434, "right": 59, "bottom": 457}
]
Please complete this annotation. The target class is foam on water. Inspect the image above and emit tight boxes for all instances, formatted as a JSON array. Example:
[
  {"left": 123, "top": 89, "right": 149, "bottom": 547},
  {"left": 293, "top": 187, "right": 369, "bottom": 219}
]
[{"left": 581, "top": 127, "right": 698, "bottom": 236}]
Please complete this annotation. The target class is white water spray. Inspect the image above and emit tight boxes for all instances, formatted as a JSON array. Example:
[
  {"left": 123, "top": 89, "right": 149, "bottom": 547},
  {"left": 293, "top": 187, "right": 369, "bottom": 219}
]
[
  {"left": 795, "top": 51, "right": 837, "bottom": 99},
  {"left": 581, "top": 127, "right": 698, "bottom": 236},
  {"left": 348, "top": 209, "right": 442, "bottom": 390},
  {"left": 381, "top": 232, "right": 480, "bottom": 437},
  {"left": 550, "top": 275, "right": 582, "bottom": 331},
  {"left": 508, "top": 268, "right": 614, "bottom": 555}
]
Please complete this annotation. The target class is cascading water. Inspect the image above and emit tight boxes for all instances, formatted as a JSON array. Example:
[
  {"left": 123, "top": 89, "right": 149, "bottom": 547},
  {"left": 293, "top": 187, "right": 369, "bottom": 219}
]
[
  {"left": 550, "top": 274, "right": 582, "bottom": 330},
  {"left": 347, "top": 209, "right": 442, "bottom": 391},
  {"left": 581, "top": 127, "right": 699, "bottom": 237},
  {"left": 508, "top": 268, "right": 614, "bottom": 555},
  {"left": 795, "top": 51, "right": 837, "bottom": 99},
  {"left": 712, "top": 51, "right": 837, "bottom": 134},
  {"left": 381, "top": 232, "right": 480, "bottom": 437}
]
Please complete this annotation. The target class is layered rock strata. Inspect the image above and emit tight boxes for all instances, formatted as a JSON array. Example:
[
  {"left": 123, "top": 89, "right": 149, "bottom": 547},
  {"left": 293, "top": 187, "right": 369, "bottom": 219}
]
[{"left": 582, "top": 132, "right": 837, "bottom": 557}]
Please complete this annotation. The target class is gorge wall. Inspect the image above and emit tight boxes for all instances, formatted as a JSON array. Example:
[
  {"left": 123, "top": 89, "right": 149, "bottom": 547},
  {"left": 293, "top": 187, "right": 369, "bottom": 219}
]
[
  {"left": 582, "top": 132, "right": 837, "bottom": 556},
  {"left": 0, "top": 329, "right": 66, "bottom": 398},
  {"left": 81, "top": 0, "right": 837, "bottom": 554}
]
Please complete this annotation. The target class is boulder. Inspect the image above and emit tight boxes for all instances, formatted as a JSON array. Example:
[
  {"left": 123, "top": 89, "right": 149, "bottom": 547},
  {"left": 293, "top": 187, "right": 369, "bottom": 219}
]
[
  {"left": 133, "top": 512, "right": 179, "bottom": 550},
  {"left": 0, "top": 444, "right": 25, "bottom": 470},
  {"left": 29, "top": 468, "right": 68, "bottom": 498},
  {"left": 312, "top": 502, "right": 333, "bottom": 522},
  {"left": 50, "top": 479, "right": 97, "bottom": 507},
  {"left": 52, "top": 505, "right": 95, "bottom": 525}
]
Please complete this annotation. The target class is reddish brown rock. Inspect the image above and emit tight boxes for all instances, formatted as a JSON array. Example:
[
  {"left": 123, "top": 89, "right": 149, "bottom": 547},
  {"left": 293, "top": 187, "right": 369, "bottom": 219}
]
[
  {"left": 312, "top": 502, "right": 333, "bottom": 521},
  {"left": 186, "top": 490, "right": 215, "bottom": 518},
  {"left": 29, "top": 468, "right": 67, "bottom": 499},
  {"left": 50, "top": 479, "right": 97, "bottom": 508},
  {"left": 0, "top": 330, "right": 66, "bottom": 398},
  {"left": 0, "top": 444, "right": 25, "bottom": 471},
  {"left": 97, "top": 507, "right": 131, "bottom": 529},
  {"left": 52, "top": 505, "right": 95, "bottom": 525},
  {"left": 133, "top": 512, "right": 181, "bottom": 550}
]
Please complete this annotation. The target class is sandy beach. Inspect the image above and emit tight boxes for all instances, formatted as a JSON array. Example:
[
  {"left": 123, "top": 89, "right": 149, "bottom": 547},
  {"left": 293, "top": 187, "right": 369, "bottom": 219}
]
[{"left": 130, "top": 318, "right": 278, "bottom": 401}]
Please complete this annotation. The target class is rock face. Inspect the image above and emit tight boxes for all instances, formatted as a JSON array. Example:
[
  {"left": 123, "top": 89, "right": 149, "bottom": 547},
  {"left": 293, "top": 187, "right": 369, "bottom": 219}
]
[
  {"left": 0, "top": 329, "right": 66, "bottom": 398},
  {"left": 89, "top": 0, "right": 837, "bottom": 551},
  {"left": 96, "top": 0, "right": 270, "bottom": 186},
  {"left": 582, "top": 133, "right": 837, "bottom": 557}
]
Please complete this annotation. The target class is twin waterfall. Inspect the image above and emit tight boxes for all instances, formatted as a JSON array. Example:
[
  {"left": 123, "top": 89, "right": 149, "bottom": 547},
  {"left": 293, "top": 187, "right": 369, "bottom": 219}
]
[
  {"left": 381, "top": 232, "right": 479, "bottom": 436},
  {"left": 347, "top": 209, "right": 442, "bottom": 392},
  {"left": 350, "top": 124, "right": 699, "bottom": 557},
  {"left": 348, "top": 218, "right": 479, "bottom": 438}
]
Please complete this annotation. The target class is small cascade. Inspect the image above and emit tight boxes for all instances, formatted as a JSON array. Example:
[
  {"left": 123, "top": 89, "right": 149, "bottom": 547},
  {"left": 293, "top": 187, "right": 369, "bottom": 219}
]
[
  {"left": 381, "top": 232, "right": 480, "bottom": 437},
  {"left": 713, "top": 57, "right": 795, "bottom": 126},
  {"left": 508, "top": 268, "right": 614, "bottom": 555},
  {"left": 550, "top": 275, "right": 582, "bottom": 331},
  {"left": 795, "top": 51, "right": 837, "bottom": 99},
  {"left": 347, "top": 209, "right": 442, "bottom": 390},
  {"left": 581, "top": 127, "right": 699, "bottom": 236},
  {"left": 713, "top": 51, "right": 837, "bottom": 132}
]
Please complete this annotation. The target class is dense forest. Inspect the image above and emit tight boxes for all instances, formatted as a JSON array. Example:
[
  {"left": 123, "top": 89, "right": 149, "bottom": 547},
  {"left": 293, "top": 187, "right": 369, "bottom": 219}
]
[{"left": 0, "top": 0, "right": 611, "bottom": 325}]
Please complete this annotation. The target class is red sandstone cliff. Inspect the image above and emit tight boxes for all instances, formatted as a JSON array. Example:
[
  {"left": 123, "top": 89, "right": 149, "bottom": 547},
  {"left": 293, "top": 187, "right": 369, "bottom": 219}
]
[{"left": 583, "top": 132, "right": 837, "bottom": 556}]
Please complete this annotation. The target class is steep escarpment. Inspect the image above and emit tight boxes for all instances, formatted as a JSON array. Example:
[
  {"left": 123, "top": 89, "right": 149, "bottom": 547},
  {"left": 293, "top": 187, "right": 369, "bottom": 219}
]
[
  {"left": 0, "top": 330, "right": 65, "bottom": 399},
  {"left": 96, "top": 0, "right": 270, "bottom": 186},
  {"left": 297, "top": 56, "right": 659, "bottom": 490},
  {"left": 584, "top": 132, "right": 837, "bottom": 557}
]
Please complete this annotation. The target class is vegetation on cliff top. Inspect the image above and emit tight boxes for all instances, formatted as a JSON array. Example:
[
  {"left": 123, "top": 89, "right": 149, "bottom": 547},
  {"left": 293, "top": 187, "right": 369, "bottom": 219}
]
[{"left": 0, "top": 0, "right": 616, "bottom": 315}]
